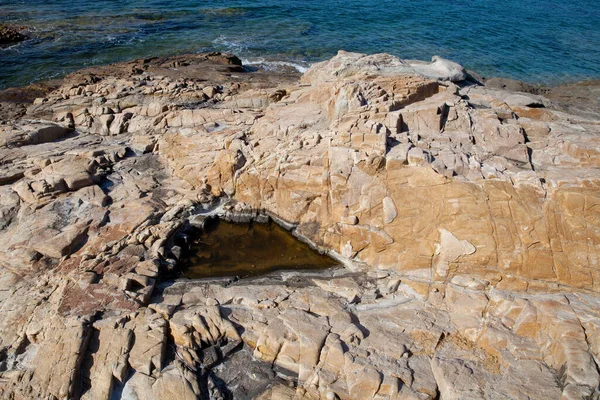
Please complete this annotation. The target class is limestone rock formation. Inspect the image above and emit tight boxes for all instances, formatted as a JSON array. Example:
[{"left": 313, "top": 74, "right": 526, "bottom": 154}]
[{"left": 0, "top": 50, "right": 599, "bottom": 399}]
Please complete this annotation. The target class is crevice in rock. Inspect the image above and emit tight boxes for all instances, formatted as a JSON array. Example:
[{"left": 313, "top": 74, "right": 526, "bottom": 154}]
[
  {"left": 556, "top": 363, "right": 568, "bottom": 390},
  {"left": 163, "top": 342, "right": 179, "bottom": 374},
  {"left": 527, "top": 146, "right": 536, "bottom": 171},
  {"left": 439, "top": 104, "right": 450, "bottom": 132},
  {"left": 347, "top": 311, "right": 370, "bottom": 340},
  {"left": 0, "top": 347, "right": 8, "bottom": 372},
  {"left": 564, "top": 295, "right": 600, "bottom": 387},
  {"left": 99, "top": 178, "right": 115, "bottom": 194},
  {"left": 77, "top": 312, "right": 105, "bottom": 399},
  {"left": 14, "top": 335, "right": 30, "bottom": 357},
  {"left": 71, "top": 317, "right": 95, "bottom": 399}
]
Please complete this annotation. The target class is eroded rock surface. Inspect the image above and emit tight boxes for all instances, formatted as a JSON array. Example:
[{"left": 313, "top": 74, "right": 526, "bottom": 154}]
[{"left": 0, "top": 50, "right": 600, "bottom": 399}]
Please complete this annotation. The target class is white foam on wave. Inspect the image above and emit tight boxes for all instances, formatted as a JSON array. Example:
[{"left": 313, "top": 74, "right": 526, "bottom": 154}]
[
  {"left": 211, "top": 36, "right": 310, "bottom": 74},
  {"left": 212, "top": 35, "right": 249, "bottom": 54},
  {"left": 0, "top": 43, "right": 22, "bottom": 51},
  {"left": 242, "top": 57, "right": 310, "bottom": 73}
]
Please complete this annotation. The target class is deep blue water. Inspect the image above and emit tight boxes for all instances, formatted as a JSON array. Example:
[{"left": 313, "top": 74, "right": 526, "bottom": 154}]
[{"left": 1, "top": 0, "right": 599, "bottom": 89}]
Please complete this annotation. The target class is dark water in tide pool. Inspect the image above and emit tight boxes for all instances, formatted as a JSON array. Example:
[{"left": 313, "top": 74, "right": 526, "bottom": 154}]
[
  {"left": 182, "top": 219, "right": 338, "bottom": 279},
  {"left": 1, "top": 0, "right": 599, "bottom": 89}
]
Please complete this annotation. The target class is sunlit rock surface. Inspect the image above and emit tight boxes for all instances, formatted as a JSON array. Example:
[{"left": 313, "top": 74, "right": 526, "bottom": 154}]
[{"left": 0, "top": 51, "right": 599, "bottom": 399}]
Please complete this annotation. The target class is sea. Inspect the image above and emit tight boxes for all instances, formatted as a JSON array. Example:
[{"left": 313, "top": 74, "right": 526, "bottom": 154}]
[{"left": 1, "top": 0, "right": 599, "bottom": 89}]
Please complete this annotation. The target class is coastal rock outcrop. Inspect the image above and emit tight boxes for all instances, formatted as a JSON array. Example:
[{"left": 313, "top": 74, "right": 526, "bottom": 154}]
[
  {"left": 0, "top": 50, "right": 599, "bottom": 399},
  {"left": 0, "top": 25, "right": 26, "bottom": 46}
]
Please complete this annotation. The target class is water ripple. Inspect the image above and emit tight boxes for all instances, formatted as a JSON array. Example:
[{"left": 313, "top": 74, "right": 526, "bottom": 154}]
[{"left": 0, "top": 0, "right": 598, "bottom": 88}]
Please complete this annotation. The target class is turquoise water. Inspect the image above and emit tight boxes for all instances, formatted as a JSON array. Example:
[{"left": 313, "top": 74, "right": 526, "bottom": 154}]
[{"left": 1, "top": 0, "right": 599, "bottom": 89}]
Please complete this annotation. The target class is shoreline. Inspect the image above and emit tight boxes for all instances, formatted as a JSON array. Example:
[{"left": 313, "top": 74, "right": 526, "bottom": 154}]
[
  {"left": 1, "top": 48, "right": 598, "bottom": 89},
  {"left": 2, "top": 50, "right": 599, "bottom": 122},
  {"left": 1, "top": 36, "right": 599, "bottom": 90},
  {"left": 2, "top": 0, "right": 599, "bottom": 90}
]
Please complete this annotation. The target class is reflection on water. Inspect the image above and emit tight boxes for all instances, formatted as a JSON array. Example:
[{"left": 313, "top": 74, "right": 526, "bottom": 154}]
[{"left": 182, "top": 219, "right": 338, "bottom": 279}]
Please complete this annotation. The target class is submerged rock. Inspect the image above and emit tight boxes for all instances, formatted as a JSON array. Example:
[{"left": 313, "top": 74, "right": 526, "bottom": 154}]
[
  {"left": 0, "top": 25, "right": 26, "bottom": 45},
  {"left": 0, "top": 51, "right": 599, "bottom": 399}
]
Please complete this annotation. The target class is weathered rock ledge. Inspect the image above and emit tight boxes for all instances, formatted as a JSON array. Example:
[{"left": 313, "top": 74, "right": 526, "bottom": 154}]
[{"left": 0, "top": 50, "right": 599, "bottom": 399}]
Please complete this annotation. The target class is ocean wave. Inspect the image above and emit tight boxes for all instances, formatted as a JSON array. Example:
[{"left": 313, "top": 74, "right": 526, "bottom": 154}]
[
  {"left": 212, "top": 36, "right": 250, "bottom": 54},
  {"left": 199, "top": 7, "right": 249, "bottom": 17},
  {"left": 199, "top": 5, "right": 281, "bottom": 16},
  {"left": 242, "top": 58, "right": 310, "bottom": 73},
  {"left": 0, "top": 42, "right": 22, "bottom": 52}
]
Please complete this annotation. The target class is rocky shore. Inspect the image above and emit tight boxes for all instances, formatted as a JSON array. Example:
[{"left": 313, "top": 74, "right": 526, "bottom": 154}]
[{"left": 0, "top": 50, "right": 599, "bottom": 400}]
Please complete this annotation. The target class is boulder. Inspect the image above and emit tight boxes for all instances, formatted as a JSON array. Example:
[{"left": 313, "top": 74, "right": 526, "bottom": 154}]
[
  {"left": 0, "top": 25, "right": 26, "bottom": 45},
  {"left": 409, "top": 56, "right": 467, "bottom": 82}
]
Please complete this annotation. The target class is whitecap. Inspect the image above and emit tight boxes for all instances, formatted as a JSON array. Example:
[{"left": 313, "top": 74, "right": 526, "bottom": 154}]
[
  {"left": 212, "top": 35, "right": 249, "bottom": 54},
  {"left": 0, "top": 42, "right": 22, "bottom": 51},
  {"left": 241, "top": 57, "right": 310, "bottom": 73}
]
